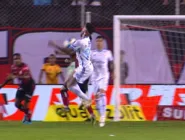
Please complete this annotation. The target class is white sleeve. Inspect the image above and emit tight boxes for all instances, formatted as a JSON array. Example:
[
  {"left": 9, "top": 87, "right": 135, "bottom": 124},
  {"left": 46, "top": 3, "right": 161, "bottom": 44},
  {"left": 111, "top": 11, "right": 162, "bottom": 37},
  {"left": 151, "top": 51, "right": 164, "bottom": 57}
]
[
  {"left": 68, "top": 39, "right": 82, "bottom": 51},
  {"left": 108, "top": 50, "right": 113, "bottom": 61}
]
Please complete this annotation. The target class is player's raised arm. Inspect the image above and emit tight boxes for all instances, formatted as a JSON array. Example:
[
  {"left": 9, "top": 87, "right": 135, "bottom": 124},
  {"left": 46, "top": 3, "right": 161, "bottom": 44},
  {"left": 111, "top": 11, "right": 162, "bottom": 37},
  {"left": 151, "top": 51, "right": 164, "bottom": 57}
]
[
  {"left": 0, "top": 62, "right": 19, "bottom": 88},
  {"left": 54, "top": 50, "right": 66, "bottom": 55},
  {"left": 48, "top": 40, "right": 75, "bottom": 56},
  {"left": 0, "top": 74, "right": 14, "bottom": 89}
]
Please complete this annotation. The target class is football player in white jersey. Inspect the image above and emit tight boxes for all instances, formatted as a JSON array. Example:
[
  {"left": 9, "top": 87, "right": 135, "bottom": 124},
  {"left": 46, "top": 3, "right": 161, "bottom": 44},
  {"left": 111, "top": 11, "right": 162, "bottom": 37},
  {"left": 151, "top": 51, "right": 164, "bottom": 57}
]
[
  {"left": 48, "top": 23, "right": 96, "bottom": 121},
  {"left": 91, "top": 36, "right": 114, "bottom": 127}
]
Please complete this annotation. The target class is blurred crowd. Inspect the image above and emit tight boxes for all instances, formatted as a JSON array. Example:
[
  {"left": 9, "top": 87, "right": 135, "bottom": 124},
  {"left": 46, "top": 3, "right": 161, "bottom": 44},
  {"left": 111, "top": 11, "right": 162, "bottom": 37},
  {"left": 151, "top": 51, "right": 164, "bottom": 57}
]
[
  {"left": 162, "top": 0, "right": 185, "bottom": 5},
  {"left": 34, "top": 0, "right": 185, "bottom": 7},
  {"left": 34, "top": 0, "right": 102, "bottom": 6},
  {"left": 71, "top": 0, "right": 101, "bottom": 6}
]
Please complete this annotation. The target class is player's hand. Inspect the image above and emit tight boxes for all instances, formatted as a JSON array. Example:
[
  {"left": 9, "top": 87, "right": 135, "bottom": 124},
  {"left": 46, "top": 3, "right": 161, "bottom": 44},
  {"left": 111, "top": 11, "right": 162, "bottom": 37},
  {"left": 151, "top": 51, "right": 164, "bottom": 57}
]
[
  {"left": 7, "top": 74, "right": 16, "bottom": 80},
  {"left": 48, "top": 40, "right": 56, "bottom": 48},
  {"left": 6, "top": 74, "right": 12, "bottom": 80}
]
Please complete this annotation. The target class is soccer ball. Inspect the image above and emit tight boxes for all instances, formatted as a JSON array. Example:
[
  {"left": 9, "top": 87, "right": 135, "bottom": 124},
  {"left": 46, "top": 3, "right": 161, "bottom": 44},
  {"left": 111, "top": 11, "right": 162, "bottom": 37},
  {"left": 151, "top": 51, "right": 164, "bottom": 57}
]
[{"left": 63, "top": 38, "right": 76, "bottom": 48}]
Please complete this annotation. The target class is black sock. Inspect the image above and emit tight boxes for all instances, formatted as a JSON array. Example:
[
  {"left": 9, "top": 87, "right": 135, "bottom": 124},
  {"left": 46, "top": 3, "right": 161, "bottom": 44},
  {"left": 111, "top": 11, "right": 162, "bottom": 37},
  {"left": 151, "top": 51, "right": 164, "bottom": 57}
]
[{"left": 16, "top": 104, "right": 29, "bottom": 114}]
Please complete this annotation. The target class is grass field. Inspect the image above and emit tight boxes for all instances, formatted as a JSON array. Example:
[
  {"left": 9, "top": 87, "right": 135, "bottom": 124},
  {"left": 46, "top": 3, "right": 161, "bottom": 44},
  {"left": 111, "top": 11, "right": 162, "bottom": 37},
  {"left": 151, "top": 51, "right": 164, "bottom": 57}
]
[{"left": 0, "top": 121, "right": 185, "bottom": 140}]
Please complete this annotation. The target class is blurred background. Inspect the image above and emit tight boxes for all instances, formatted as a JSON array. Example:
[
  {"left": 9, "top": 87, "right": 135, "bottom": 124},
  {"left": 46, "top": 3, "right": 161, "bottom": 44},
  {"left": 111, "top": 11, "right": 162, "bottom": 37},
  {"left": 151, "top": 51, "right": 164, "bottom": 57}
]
[
  {"left": 0, "top": 0, "right": 184, "bottom": 84},
  {"left": 0, "top": 0, "right": 185, "bottom": 126},
  {"left": 0, "top": 0, "right": 182, "bottom": 28}
]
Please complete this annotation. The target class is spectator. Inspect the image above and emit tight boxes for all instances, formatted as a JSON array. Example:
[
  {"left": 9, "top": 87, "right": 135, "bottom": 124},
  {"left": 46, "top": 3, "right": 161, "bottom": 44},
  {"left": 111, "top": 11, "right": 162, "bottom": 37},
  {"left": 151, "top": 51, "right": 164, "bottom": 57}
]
[
  {"left": 33, "top": 0, "right": 52, "bottom": 5},
  {"left": 90, "top": 0, "right": 101, "bottom": 6},
  {"left": 71, "top": 0, "right": 85, "bottom": 5},
  {"left": 181, "top": 0, "right": 185, "bottom": 4},
  {"left": 38, "top": 54, "right": 65, "bottom": 84},
  {"left": 71, "top": 0, "right": 101, "bottom": 6},
  {"left": 163, "top": 0, "right": 185, "bottom": 5},
  {"left": 120, "top": 50, "right": 128, "bottom": 84},
  {"left": 162, "top": 0, "right": 169, "bottom": 5},
  {"left": 120, "top": 50, "right": 130, "bottom": 105},
  {"left": 0, "top": 102, "right": 6, "bottom": 120}
]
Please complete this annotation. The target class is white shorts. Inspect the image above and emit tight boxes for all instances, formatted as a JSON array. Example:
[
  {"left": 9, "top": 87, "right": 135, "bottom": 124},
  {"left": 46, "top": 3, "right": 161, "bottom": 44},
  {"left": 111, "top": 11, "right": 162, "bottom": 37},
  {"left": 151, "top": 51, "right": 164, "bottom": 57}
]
[
  {"left": 92, "top": 76, "right": 109, "bottom": 94},
  {"left": 73, "top": 64, "right": 93, "bottom": 84}
]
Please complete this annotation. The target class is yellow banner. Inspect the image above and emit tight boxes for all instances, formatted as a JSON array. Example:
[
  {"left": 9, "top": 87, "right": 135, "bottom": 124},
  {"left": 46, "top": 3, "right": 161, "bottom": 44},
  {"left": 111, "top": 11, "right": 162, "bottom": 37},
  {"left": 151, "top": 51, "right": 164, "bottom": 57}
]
[{"left": 44, "top": 105, "right": 146, "bottom": 121}]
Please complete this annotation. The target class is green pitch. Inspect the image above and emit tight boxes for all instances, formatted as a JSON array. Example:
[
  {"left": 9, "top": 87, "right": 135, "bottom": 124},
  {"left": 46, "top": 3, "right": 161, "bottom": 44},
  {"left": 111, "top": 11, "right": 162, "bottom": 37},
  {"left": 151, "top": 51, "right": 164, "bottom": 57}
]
[{"left": 0, "top": 121, "right": 185, "bottom": 140}]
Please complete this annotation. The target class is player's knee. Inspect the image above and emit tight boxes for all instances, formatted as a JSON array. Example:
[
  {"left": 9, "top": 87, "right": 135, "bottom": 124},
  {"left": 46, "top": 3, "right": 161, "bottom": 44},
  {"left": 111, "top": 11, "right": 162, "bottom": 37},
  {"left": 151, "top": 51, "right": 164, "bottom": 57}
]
[
  {"left": 67, "top": 77, "right": 76, "bottom": 88},
  {"left": 95, "top": 92, "right": 101, "bottom": 99},
  {"left": 60, "top": 85, "right": 68, "bottom": 92},
  {"left": 95, "top": 94, "right": 99, "bottom": 99},
  {"left": 66, "top": 82, "right": 72, "bottom": 89},
  {"left": 15, "top": 102, "right": 21, "bottom": 109},
  {"left": 25, "top": 97, "right": 30, "bottom": 103},
  {"left": 24, "top": 93, "right": 32, "bottom": 103},
  {"left": 95, "top": 90, "right": 106, "bottom": 99}
]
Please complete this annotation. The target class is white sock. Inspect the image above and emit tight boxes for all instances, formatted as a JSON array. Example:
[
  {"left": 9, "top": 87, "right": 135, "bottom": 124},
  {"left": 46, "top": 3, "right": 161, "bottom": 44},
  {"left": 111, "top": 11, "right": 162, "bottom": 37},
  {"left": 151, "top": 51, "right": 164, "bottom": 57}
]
[
  {"left": 69, "top": 83, "right": 89, "bottom": 101},
  {"left": 96, "top": 93, "right": 106, "bottom": 117}
]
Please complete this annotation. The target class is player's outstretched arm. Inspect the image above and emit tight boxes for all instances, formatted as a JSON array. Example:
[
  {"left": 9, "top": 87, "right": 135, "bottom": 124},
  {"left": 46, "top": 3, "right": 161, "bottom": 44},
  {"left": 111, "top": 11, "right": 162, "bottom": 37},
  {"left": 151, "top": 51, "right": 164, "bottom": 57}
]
[
  {"left": 0, "top": 74, "right": 15, "bottom": 88},
  {"left": 55, "top": 46, "right": 75, "bottom": 56},
  {"left": 48, "top": 40, "right": 75, "bottom": 56},
  {"left": 0, "top": 79, "right": 11, "bottom": 89},
  {"left": 54, "top": 50, "right": 67, "bottom": 56}
]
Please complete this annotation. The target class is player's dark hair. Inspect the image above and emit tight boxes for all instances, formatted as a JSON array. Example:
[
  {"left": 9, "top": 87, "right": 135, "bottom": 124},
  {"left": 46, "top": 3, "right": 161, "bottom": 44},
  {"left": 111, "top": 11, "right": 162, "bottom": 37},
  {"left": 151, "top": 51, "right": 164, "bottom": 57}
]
[
  {"left": 86, "top": 23, "right": 95, "bottom": 34},
  {"left": 96, "top": 36, "right": 104, "bottom": 39},
  {"left": 13, "top": 53, "right": 21, "bottom": 57}
]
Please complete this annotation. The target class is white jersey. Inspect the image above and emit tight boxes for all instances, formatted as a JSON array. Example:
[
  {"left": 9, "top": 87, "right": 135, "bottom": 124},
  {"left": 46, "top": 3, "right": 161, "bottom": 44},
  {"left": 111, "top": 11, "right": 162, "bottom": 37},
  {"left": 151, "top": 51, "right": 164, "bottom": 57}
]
[
  {"left": 69, "top": 37, "right": 92, "bottom": 68},
  {"left": 91, "top": 49, "right": 113, "bottom": 81}
]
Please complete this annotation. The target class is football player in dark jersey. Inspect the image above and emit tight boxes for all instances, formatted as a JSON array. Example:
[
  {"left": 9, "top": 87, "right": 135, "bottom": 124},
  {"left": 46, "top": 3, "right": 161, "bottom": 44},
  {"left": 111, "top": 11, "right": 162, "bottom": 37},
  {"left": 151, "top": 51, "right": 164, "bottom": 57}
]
[{"left": 0, "top": 53, "right": 35, "bottom": 124}]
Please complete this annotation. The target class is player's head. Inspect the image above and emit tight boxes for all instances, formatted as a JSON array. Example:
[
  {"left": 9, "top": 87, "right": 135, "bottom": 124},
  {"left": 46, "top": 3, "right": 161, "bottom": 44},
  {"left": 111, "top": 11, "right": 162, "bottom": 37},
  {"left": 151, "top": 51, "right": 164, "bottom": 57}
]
[
  {"left": 13, "top": 53, "right": 22, "bottom": 66},
  {"left": 49, "top": 54, "right": 56, "bottom": 64},
  {"left": 96, "top": 36, "right": 104, "bottom": 50},
  {"left": 81, "top": 23, "right": 95, "bottom": 37}
]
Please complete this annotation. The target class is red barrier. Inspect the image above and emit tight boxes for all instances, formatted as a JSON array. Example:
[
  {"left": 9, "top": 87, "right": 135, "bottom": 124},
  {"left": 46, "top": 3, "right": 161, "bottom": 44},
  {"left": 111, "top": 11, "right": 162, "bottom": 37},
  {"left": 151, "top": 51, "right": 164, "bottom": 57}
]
[
  {"left": 157, "top": 106, "right": 185, "bottom": 121},
  {"left": 0, "top": 64, "right": 11, "bottom": 83},
  {"left": 0, "top": 102, "right": 6, "bottom": 120}
]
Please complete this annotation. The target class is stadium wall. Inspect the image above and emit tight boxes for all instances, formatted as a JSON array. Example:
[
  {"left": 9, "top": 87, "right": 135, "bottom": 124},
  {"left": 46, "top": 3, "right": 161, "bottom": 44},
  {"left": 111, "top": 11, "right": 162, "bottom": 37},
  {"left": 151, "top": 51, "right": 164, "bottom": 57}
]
[
  {"left": 0, "top": 27, "right": 113, "bottom": 84},
  {"left": 1, "top": 28, "right": 185, "bottom": 84}
]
